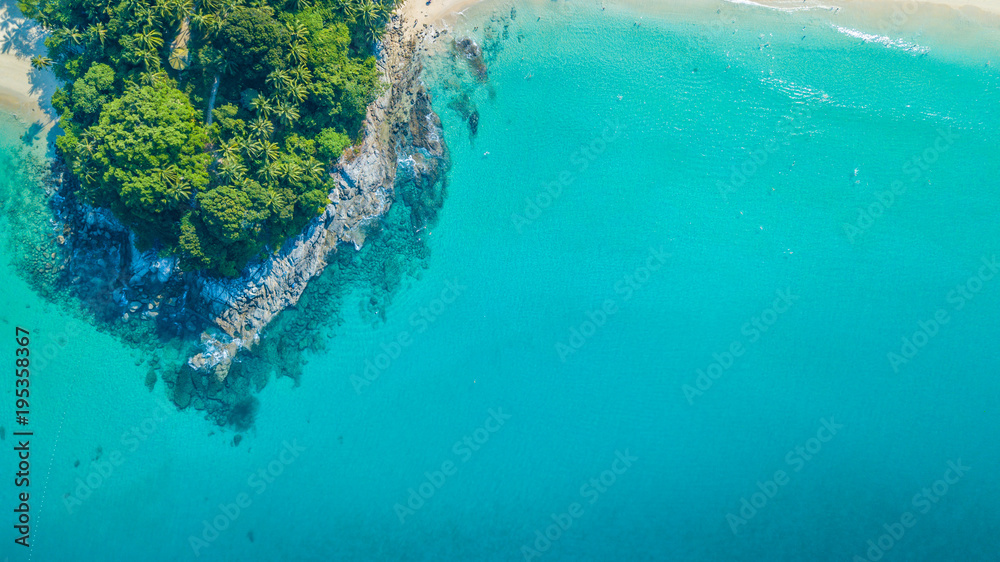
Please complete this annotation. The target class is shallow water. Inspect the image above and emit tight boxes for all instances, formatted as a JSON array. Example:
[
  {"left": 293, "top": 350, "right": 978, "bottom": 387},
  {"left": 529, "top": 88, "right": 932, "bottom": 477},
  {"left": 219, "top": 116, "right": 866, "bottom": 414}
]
[{"left": 2, "top": 0, "right": 999, "bottom": 560}]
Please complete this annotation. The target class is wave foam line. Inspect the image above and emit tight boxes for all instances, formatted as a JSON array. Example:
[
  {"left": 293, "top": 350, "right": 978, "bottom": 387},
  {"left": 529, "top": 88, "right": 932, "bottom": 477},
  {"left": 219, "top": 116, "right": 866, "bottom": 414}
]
[{"left": 833, "top": 25, "right": 930, "bottom": 54}]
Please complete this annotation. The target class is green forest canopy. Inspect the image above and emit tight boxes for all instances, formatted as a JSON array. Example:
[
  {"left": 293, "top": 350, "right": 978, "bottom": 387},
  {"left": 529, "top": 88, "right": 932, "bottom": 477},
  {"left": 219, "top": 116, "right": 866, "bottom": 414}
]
[{"left": 21, "top": 0, "right": 400, "bottom": 276}]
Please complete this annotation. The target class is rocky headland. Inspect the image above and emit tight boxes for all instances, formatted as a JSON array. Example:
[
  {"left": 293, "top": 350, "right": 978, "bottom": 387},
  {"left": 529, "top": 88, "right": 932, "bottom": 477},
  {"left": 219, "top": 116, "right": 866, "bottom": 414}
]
[{"left": 41, "top": 14, "right": 452, "bottom": 424}]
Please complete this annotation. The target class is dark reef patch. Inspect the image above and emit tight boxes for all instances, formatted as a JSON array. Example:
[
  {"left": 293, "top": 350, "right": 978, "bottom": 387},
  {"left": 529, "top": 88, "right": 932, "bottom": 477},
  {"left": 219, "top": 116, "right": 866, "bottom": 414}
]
[
  {"left": 469, "top": 110, "right": 480, "bottom": 137},
  {"left": 437, "top": 10, "right": 522, "bottom": 144},
  {"left": 227, "top": 397, "right": 259, "bottom": 433},
  {"left": 208, "top": 148, "right": 449, "bottom": 419}
]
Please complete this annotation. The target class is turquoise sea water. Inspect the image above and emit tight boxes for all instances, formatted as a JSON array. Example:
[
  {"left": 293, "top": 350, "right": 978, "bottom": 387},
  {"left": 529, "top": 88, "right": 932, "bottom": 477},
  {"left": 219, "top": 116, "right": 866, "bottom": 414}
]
[{"left": 3, "top": 1, "right": 1000, "bottom": 560}]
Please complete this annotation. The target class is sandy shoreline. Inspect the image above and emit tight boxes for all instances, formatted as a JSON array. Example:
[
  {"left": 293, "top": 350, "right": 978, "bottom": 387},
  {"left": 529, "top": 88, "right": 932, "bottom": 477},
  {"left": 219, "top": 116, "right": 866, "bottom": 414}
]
[
  {"left": 398, "top": 0, "right": 1000, "bottom": 26},
  {"left": 1, "top": 0, "right": 996, "bottom": 128},
  {"left": 0, "top": 52, "right": 48, "bottom": 120},
  {"left": 0, "top": 1, "right": 58, "bottom": 139}
]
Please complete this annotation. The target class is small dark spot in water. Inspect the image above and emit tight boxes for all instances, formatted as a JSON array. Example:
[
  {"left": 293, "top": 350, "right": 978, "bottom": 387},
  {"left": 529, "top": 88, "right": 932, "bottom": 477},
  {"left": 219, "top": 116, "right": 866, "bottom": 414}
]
[
  {"left": 74, "top": 459, "right": 80, "bottom": 467},
  {"left": 93, "top": 446, "right": 102, "bottom": 461},
  {"left": 0, "top": 425, "right": 5, "bottom": 440},
  {"left": 228, "top": 396, "right": 259, "bottom": 432},
  {"left": 693, "top": 68, "right": 698, "bottom": 72},
  {"left": 338, "top": 435, "right": 343, "bottom": 444},
  {"left": 233, "top": 434, "right": 242, "bottom": 447},
  {"left": 469, "top": 110, "right": 480, "bottom": 137},
  {"left": 248, "top": 531, "right": 254, "bottom": 542}
]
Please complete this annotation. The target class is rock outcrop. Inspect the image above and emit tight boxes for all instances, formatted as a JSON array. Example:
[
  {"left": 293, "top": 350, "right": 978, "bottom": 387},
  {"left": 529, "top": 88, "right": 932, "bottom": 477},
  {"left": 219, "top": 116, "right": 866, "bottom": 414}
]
[
  {"left": 46, "top": 15, "right": 450, "bottom": 401},
  {"left": 188, "top": 17, "right": 448, "bottom": 380}
]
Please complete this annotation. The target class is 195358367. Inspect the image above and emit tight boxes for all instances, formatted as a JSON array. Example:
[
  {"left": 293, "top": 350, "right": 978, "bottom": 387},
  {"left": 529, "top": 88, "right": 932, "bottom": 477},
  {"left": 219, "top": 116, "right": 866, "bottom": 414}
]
[
  {"left": 15, "top": 327, "right": 30, "bottom": 425},
  {"left": 14, "top": 327, "right": 33, "bottom": 549}
]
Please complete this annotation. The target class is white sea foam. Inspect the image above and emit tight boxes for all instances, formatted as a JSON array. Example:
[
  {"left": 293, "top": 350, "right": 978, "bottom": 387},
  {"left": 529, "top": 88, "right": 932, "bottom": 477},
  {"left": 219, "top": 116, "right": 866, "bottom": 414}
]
[
  {"left": 723, "top": 0, "right": 839, "bottom": 13},
  {"left": 833, "top": 25, "right": 930, "bottom": 54},
  {"left": 760, "top": 76, "right": 831, "bottom": 103}
]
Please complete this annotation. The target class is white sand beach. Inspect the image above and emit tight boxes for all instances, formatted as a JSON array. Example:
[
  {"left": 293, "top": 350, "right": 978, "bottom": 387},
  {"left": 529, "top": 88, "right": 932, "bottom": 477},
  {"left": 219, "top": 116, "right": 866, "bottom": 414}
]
[
  {"left": 0, "top": 0, "right": 59, "bottom": 136},
  {"left": 1, "top": 0, "right": 996, "bottom": 126},
  {"left": 399, "top": 0, "right": 1000, "bottom": 26}
]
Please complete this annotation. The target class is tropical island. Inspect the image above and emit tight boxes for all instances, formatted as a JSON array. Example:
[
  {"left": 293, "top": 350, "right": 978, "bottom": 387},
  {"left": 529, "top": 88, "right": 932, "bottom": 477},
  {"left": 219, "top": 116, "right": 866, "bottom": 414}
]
[
  {"left": 20, "top": 0, "right": 400, "bottom": 276},
  {"left": 0, "top": 0, "right": 459, "bottom": 425}
]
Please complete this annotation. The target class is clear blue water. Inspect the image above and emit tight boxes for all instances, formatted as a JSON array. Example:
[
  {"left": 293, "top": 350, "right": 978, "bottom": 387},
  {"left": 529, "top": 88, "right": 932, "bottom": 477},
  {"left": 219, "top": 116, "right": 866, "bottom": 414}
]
[{"left": 2, "top": 1, "right": 1000, "bottom": 560}]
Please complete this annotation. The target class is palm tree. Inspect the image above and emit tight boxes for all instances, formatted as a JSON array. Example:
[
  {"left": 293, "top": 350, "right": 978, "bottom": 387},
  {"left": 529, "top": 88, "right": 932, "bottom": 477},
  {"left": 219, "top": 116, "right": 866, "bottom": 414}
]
[
  {"left": 243, "top": 137, "right": 264, "bottom": 158},
  {"left": 158, "top": 165, "right": 179, "bottom": 186},
  {"left": 307, "top": 159, "right": 325, "bottom": 181},
  {"left": 154, "top": 0, "right": 175, "bottom": 22},
  {"left": 200, "top": 0, "right": 221, "bottom": 13},
  {"left": 235, "top": 176, "right": 256, "bottom": 190},
  {"left": 290, "top": 65, "right": 312, "bottom": 84},
  {"left": 78, "top": 135, "right": 96, "bottom": 157},
  {"left": 285, "top": 83, "right": 307, "bottom": 103},
  {"left": 262, "top": 188, "right": 285, "bottom": 214},
  {"left": 81, "top": 167, "right": 96, "bottom": 185},
  {"left": 30, "top": 56, "right": 53, "bottom": 69},
  {"left": 250, "top": 96, "right": 273, "bottom": 118},
  {"left": 166, "top": 177, "right": 193, "bottom": 203},
  {"left": 134, "top": 7, "right": 158, "bottom": 30},
  {"left": 219, "top": 158, "right": 247, "bottom": 183},
  {"left": 88, "top": 23, "right": 107, "bottom": 46},
  {"left": 276, "top": 161, "right": 303, "bottom": 185},
  {"left": 136, "top": 29, "right": 165, "bottom": 51},
  {"left": 141, "top": 68, "right": 168, "bottom": 85},
  {"left": 191, "top": 12, "right": 218, "bottom": 35},
  {"left": 220, "top": 139, "right": 242, "bottom": 162},
  {"left": 266, "top": 70, "right": 292, "bottom": 95},
  {"left": 256, "top": 161, "right": 276, "bottom": 183},
  {"left": 174, "top": 0, "right": 195, "bottom": 21},
  {"left": 156, "top": 165, "right": 193, "bottom": 204},
  {"left": 357, "top": 0, "right": 377, "bottom": 27},
  {"left": 261, "top": 141, "right": 280, "bottom": 163},
  {"left": 274, "top": 101, "right": 300, "bottom": 128},
  {"left": 139, "top": 48, "right": 162, "bottom": 73},
  {"left": 249, "top": 117, "right": 274, "bottom": 139},
  {"left": 288, "top": 42, "right": 307, "bottom": 65},
  {"left": 286, "top": 20, "right": 309, "bottom": 42}
]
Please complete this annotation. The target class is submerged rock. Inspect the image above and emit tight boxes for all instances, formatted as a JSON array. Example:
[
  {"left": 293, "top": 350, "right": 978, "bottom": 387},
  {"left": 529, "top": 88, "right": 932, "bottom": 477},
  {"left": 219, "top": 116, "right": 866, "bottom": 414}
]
[
  {"left": 469, "top": 110, "right": 480, "bottom": 137},
  {"left": 454, "top": 37, "right": 489, "bottom": 81}
]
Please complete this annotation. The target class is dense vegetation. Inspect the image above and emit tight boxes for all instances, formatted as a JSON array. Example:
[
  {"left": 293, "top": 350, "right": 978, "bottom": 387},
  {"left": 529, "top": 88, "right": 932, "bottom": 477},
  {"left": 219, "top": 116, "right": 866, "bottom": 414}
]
[{"left": 21, "top": 0, "right": 399, "bottom": 276}]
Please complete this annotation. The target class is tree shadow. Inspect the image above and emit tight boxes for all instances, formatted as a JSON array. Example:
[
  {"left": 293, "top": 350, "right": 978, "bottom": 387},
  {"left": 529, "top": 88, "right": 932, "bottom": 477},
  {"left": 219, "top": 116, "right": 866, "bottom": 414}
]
[
  {"left": 0, "top": 1, "right": 46, "bottom": 58},
  {"left": 1, "top": 1, "right": 60, "bottom": 134},
  {"left": 20, "top": 119, "right": 41, "bottom": 143}
]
